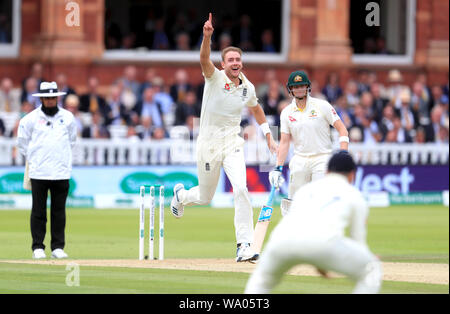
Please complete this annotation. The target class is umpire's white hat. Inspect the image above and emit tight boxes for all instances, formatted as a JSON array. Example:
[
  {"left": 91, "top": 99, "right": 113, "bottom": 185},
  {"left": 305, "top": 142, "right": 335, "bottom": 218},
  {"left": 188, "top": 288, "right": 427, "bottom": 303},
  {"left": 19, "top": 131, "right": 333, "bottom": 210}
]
[{"left": 32, "top": 81, "right": 67, "bottom": 97}]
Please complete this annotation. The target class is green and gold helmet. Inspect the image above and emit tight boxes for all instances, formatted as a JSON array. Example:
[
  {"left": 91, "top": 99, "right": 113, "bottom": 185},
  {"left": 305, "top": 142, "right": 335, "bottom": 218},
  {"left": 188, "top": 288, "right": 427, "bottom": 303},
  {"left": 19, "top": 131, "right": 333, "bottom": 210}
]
[{"left": 286, "top": 71, "right": 311, "bottom": 93}]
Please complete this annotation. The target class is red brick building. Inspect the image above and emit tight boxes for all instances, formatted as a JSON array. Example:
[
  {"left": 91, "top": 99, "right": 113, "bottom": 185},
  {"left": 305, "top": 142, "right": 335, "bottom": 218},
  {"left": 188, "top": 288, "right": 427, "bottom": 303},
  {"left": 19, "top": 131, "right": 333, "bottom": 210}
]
[{"left": 0, "top": 0, "right": 448, "bottom": 94}]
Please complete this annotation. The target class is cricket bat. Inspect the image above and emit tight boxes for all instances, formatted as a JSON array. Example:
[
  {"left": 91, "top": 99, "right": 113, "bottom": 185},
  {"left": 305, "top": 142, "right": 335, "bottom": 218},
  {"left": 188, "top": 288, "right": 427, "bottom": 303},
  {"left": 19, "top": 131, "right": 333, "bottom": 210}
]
[{"left": 252, "top": 184, "right": 277, "bottom": 254}]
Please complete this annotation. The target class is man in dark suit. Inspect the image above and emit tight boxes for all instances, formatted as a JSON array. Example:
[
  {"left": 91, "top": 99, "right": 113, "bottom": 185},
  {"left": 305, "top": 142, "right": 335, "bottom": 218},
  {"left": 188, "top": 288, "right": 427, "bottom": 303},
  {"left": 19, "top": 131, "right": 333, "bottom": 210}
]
[
  {"left": 174, "top": 88, "right": 200, "bottom": 126},
  {"left": 79, "top": 77, "right": 109, "bottom": 123},
  {"left": 423, "top": 105, "right": 444, "bottom": 142},
  {"left": 105, "top": 84, "right": 133, "bottom": 126},
  {"left": 56, "top": 73, "right": 76, "bottom": 107},
  {"left": 81, "top": 111, "right": 110, "bottom": 139},
  {"left": 169, "top": 69, "right": 193, "bottom": 104},
  {"left": 370, "top": 83, "right": 389, "bottom": 123}
]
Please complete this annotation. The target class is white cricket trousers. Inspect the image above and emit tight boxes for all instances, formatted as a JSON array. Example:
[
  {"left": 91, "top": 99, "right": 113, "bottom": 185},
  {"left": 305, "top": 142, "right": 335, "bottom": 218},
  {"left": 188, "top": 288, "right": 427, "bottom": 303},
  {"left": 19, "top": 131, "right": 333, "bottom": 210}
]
[
  {"left": 178, "top": 139, "right": 254, "bottom": 244},
  {"left": 245, "top": 232, "right": 382, "bottom": 294},
  {"left": 288, "top": 153, "right": 331, "bottom": 199}
]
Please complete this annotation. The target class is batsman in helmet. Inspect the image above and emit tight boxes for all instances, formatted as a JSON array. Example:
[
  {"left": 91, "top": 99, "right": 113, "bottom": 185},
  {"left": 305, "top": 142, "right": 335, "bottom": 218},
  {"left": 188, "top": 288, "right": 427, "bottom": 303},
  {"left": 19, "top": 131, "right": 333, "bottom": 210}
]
[{"left": 269, "top": 71, "right": 350, "bottom": 216}]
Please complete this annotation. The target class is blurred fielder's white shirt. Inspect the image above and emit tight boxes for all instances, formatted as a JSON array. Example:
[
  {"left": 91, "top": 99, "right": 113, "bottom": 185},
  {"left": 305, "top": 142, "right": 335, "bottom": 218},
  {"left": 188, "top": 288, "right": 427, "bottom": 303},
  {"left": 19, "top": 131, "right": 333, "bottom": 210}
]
[
  {"left": 17, "top": 106, "right": 77, "bottom": 180},
  {"left": 198, "top": 67, "right": 257, "bottom": 150},
  {"left": 276, "top": 173, "right": 369, "bottom": 246},
  {"left": 245, "top": 173, "right": 382, "bottom": 294},
  {"left": 280, "top": 96, "right": 340, "bottom": 156}
]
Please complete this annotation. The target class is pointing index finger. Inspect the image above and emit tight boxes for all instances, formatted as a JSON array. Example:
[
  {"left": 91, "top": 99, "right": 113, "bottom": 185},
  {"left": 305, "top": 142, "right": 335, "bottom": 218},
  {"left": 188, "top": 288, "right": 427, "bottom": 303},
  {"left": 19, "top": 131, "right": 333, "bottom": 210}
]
[{"left": 209, "top": 12, "right": 212, "bottom": 23}]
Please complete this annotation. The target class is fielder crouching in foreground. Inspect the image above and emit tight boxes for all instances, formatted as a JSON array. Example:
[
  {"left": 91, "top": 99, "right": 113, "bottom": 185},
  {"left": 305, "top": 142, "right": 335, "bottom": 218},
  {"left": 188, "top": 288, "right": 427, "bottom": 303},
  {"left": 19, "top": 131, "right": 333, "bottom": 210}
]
[
  {"left": 17, "top": 81, "right": 77, "bottom": 259},
  {"left": 245, "top": 151, "right": 382, "bottom": 294}
]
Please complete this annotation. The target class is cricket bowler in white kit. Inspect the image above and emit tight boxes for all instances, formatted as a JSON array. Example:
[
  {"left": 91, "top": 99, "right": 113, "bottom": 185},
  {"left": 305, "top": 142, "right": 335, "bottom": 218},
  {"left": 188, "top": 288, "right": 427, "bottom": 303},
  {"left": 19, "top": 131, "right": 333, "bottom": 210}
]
[
  {"left": 171, "top": 13, "right": 277, "bottom": 262},
  {"left": 245, "top": 151, "right": 383, "bottom": 294},
  {"left": 269, "top": 71, "right": 349, "bottom": 216}
]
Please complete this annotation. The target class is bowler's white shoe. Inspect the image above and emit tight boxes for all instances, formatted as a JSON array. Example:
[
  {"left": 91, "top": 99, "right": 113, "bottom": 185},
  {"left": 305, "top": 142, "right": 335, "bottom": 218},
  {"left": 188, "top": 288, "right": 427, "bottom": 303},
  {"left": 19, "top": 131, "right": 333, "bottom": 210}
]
[
  {"left": 51, "top": 248, "right": 68, "bottom": 259},
  {"left": 171, "top": 183, "right": 185, "bottom": 218},
  {"left": 32, "top": 248, "right": 46, "bottom": 259},
  {"left": 236, "top": 243, "right": 259, "bottom": 263}
]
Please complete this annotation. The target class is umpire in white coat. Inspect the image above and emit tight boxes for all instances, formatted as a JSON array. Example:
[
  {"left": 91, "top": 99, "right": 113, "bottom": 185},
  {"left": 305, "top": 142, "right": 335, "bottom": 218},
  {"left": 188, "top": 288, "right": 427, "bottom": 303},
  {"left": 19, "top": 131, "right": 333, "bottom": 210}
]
[{"left": 17, "top": 81, "right": 77, "bottom": 259}]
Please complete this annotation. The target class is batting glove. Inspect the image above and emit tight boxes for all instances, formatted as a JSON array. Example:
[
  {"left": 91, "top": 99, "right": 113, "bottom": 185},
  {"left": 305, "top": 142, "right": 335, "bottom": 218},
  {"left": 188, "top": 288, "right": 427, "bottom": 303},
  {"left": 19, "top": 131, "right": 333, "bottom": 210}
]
[{"left": 269, "top": 166, "right": 285, "bottom": 189}]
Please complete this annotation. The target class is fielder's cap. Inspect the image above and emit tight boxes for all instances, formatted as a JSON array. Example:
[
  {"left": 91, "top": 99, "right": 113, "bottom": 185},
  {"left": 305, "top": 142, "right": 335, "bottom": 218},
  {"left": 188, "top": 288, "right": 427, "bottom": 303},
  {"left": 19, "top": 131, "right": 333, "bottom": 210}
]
[
  {"left": 32, "top": 81, "right": 67, "bottom": 98},
  {"left": 327, "top": 150, "right": 357, "bottom": 173}
]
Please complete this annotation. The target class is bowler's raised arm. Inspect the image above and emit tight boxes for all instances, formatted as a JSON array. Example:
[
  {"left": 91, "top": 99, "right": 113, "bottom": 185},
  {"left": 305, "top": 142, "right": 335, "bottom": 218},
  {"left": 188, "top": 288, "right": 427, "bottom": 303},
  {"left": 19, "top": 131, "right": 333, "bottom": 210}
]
[{"left": 200, "top": 12, "right": 215, "bottom": 78}]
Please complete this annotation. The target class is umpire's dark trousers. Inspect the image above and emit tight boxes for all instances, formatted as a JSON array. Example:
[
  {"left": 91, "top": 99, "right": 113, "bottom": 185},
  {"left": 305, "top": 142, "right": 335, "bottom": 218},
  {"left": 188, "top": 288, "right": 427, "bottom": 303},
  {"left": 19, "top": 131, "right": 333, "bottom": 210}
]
[{"left": 30, "top": 179, "right": 70, "bottom": 251}]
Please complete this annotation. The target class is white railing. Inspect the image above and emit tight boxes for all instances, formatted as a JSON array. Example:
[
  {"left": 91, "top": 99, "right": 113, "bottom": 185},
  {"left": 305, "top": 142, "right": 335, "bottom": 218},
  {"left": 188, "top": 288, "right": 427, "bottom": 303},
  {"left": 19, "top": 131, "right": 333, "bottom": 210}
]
[
  {"left": 0, "top": 137, "right": 448, "bottom": 166},
  {"left": 349, "top": 143, "right": 449, "bottom": 165}
]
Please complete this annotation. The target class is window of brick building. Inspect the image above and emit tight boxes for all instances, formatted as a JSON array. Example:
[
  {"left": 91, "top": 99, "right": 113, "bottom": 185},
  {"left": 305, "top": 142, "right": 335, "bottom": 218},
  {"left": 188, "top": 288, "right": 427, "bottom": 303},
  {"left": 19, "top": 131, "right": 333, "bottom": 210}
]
[
  {"left": 0, "top": 0, "right": 20, "bottom": 57},
  {"left": 103, "top": 0, "right": 289, "bottom": 63},
  {"left": 350, "top": 0, "right": 416, "bottom": 65}
]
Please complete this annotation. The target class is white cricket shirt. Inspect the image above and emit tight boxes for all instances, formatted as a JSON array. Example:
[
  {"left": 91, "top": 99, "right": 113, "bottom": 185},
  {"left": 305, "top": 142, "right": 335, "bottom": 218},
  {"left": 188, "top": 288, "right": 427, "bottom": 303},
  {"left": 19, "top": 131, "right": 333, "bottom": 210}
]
[
  {"left": 199, "top": 67, "right": 258, "bottom": 144},
  {"left": 17, "top": 106, "right": 77, "bottom": 180},
  {"left": 281, "top": 173, "right": 369, "bottom": 245},
  {"left": 280, "top": 96, "right": 340, "bottom": 156}
]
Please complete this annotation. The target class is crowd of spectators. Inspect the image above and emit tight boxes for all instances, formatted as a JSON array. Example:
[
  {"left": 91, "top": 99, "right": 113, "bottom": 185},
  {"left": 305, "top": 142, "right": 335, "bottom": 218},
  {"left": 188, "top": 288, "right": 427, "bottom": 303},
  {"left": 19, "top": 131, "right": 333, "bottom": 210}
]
[
  {"left": 326, "top": 69, "right": 449, "bottom": 144},
  {"left": 0, "top": 63, "right": 204, "bottom": 142},
  {"left": 0, "top": 63, "right": 449, "bottom": 147}
]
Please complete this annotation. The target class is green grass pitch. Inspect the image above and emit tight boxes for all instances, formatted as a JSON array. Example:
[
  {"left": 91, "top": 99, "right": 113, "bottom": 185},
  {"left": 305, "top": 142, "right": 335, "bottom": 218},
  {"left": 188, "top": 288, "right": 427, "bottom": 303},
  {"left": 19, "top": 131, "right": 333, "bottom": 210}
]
[{"left": 0, "top": 205, "right": 448, "bottom": 294}]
